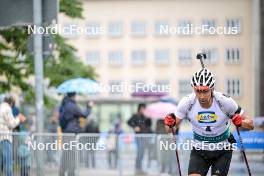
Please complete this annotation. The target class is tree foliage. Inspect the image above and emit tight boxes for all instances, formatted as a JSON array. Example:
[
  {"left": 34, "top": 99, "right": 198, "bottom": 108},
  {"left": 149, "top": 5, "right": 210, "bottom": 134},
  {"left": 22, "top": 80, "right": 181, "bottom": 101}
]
[{"left": 0, "top": 0, "right": 96, "bottom": 104}]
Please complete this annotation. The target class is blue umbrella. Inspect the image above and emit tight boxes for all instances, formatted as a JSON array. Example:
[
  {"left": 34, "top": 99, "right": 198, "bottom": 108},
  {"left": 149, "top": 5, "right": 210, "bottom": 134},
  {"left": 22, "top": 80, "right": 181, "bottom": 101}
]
[{"left": 56, "top": 78, "right": 100, "bottom": 94}]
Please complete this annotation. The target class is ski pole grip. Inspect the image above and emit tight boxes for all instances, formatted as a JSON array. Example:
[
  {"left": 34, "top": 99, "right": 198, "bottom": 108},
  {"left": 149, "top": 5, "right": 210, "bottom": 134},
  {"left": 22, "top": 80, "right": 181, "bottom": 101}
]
[{"left": 196, "top": 53, "right": 206, "bottom": 68}]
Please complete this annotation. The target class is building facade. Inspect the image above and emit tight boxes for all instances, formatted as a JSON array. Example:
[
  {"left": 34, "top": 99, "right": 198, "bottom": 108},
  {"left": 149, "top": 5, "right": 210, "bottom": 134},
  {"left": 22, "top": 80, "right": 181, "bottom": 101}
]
[{"left": 59, "top": 0, "right": 257, "bottom": 118}]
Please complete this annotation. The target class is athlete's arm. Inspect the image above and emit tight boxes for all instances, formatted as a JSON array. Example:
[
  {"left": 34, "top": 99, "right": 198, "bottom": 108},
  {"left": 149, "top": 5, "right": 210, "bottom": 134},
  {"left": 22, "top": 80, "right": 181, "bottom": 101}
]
[
  {"left": 218, "top": 92, "right": 254, "bottom": 130},
  {"left": 164, "top": 94, "right": 192, "bottom": 132},
  {"left": 240, "top": 111, "right": 254, "bottom": 130},
  {"left": 175, "top": 117, "right": 182, "bottom": 127},
  {"left": 231, "top": 108, "right": 254, "bottom": 130}
]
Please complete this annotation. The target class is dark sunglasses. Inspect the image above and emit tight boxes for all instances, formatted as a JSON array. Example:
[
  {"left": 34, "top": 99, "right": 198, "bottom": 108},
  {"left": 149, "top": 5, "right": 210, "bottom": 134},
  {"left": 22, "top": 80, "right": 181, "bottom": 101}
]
[{"left": 195, "top": 89, "right": 210, "bottom": 93}]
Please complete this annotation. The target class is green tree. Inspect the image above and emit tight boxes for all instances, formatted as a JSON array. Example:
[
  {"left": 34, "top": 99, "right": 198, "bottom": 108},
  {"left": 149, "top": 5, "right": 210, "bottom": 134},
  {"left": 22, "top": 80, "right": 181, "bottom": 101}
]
[{"left": 0, "top": 0, "right": 96, "bottom": 104}]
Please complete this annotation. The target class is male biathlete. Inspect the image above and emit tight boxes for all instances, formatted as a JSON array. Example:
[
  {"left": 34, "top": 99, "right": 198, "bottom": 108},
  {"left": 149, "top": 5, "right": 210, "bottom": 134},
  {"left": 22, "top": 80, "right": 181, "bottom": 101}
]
[{"left": 164, "top": 68, "right": 254, "bottom": 176}]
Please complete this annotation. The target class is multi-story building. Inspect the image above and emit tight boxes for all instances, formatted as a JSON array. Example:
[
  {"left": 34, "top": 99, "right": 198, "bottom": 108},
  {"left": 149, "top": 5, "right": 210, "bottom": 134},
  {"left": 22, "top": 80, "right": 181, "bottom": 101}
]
[{"left": 59, "top": 0, "right": 259, "bottom": 130}]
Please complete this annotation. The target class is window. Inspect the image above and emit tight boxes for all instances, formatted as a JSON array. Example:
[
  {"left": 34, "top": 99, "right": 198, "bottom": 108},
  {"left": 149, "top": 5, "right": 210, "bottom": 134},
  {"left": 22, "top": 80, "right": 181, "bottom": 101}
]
[
  {"left": 225, "top": 18, "right": 242, "bottom": 34},
  {"left": 131, "top": 50, "right": 146, "bottom": 65},
  {"left": 154, "top": 21, "right": 169, "bottom": 36},
  {"left": 108, "top": 80, "right": 122, "bottom": 95},
  {"left": 155, "top": 80, "right": 170, "bottom": 93},
  {"left": 131, "top": 80, "right": 146, "bottom": 93},
  {"left": 131, "top": 21, "right": 146, "bottom": 36},
  {"left": 63, "top": 23, "right": 79, "bottom": 38},
  {"left": 155, "top": 49, "right": 170, "bottom": 65},
  {"left": 225, "top": 48, "right": 241, "bottom": 64},
  {"left": 155, "top": 80, "right": 169, "bottom": 86},
  {"left": 178, "top": 79, "right": 192, "bottom": 97},
  {"left": 108, "top": 22, "right": 123, "bottom": 37},
  {"left": 108, "top": 51, "right": 123, "bottom": 66},
  {"left": 225, "top": 78, "right": 241, "bottom": 97},
  {"left": 178, "top": 49, "right": 192, "bottom": 65},
  {"left": 201, "top": 19, "right": 216, "bottom": 34},
  {"left": 85, "top": 22, "right": 102, "bottom": 38},
  {"left": 86, "top": 51, "right": 100, "bottom": 66},
  {"left": 177, "top": 20, "right": 192, "bottom": 35},
  {"left": 201, "top": 48, "right": 218, "bottom": 64}
]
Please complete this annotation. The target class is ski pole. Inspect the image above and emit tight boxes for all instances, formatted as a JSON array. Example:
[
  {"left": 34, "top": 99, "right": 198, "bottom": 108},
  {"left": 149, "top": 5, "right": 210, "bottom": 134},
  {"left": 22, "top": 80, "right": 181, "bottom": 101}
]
[
  {"left": 170, "top": 127, "right": 182, "bottom": 176},
  {"left": 196, "top": 53, "right": 206, "bottom": 68},
  {"left": 236, "top": 127, "right": 252, "bottom": 176}
]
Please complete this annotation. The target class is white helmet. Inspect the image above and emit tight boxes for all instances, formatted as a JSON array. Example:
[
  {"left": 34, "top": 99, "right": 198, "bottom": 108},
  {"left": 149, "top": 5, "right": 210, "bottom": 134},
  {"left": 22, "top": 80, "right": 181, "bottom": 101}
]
[{"left": 191, "top": 68, "right": 215, "bottom": 89}]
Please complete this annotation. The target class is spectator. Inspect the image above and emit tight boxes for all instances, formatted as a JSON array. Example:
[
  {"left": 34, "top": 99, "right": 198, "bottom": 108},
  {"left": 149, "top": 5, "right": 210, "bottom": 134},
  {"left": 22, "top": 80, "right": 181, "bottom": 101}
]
[
  {"left": 9, "top": 97, "right": 30, "bottom": 176},
  {"left": 17, "top": 132, "right": 30, "bottom": 176},
  {"left": 11, "top": 99, "right": 20, "bottom": 131},
  {"left": 127, "top": 103, "right": 151, "bottom": 175},
  {"left": 59, "top": 92, "right": 85, "bottom": 133},
  {"left": 83, "top": 118, "right": 100, "bottom": 168},
  {"left": 59, "top": 92, "right": 85, "bottom": 176},
  {"left": 144, "top": 118, "right": 154, "bottom": 168},
  {"left": 113, "top": 116, "right": 123, "bottom": 135},
  {"left": 11, "top": 98, "right": 26, "bottom": 132},
  {"left": 46, "top": 117, "right": 59, "bottom": 166},
  {"left": 84, "top": 101, "right": 94, "bottom": 117},
  {"left": 106, "top": 130, "right": 118, "bottom": 169},
  {"left": 0, "top": 95, "right": 26, "bottom": 176},
  {"left": 155, "top": 119, "right": 174, "bottom": 174},
  {"left": 107, "top": 117, "right": 123, "bottom": 169}
]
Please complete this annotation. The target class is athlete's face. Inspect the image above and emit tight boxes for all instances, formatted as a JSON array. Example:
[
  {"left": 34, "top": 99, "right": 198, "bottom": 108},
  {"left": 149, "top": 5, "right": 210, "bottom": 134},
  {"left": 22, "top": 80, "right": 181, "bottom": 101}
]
[{"left": 194, "top": 88, "right": 213, "bottom": 106}]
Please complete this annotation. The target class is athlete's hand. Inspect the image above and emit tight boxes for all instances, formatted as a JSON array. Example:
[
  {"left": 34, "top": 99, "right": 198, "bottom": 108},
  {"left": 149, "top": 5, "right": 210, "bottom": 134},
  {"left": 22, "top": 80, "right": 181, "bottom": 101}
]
[
  {"left": 164, "top": 113, "right": 176, "bottom": 128},
  {"left": 232, "top": 114, "right": 242, "bottom": 127}
]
